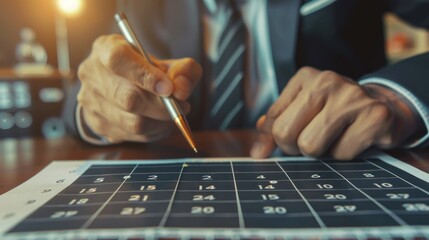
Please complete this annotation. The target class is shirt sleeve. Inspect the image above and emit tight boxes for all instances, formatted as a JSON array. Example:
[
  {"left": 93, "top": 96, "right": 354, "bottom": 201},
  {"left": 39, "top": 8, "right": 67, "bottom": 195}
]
[
  {"left": 359, "top": 77, "right": 429, "bottom": 148},
  {"left": 75, "top": 103, "right": 113, "bottom": 145}
]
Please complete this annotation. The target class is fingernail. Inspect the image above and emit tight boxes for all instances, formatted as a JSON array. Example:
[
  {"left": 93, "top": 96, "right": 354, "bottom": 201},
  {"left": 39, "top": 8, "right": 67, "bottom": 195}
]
[
  {"left": 250, "top": 142, "right": 264, "bottom": 158},
  {"left": 155, "top": 80, "right": 172, "bottom": 96}
]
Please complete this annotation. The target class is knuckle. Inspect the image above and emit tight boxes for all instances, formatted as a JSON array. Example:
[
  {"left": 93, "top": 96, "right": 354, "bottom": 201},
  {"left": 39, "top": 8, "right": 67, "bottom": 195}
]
[
  {"left": 83, "top": 109, "right": 103, "bottom": 134},
  {"left": 266, "top": 104, "right": 284, "bottom": 120},
  {"left": 370, "top": 102, "right": 391, "bottom": 121},
  {"left": 117, "top": 88, "right": 141, "bottom": 112},
  {"left": 77, "top": 85, "right": 93, "bottom": 106},
  {"left": 175, "top": 88, "right": 192, "bottom": 101},
  {"left": 77, "top": 63, "right": 87, "bottom": 82},
  {"left": 317, "top": 70, "right": 341, "bottom": 86},
  {"left": 77, "top": 90, "right": 86, "bottom": 105},
  {"left": 347, "top": 84, "right": 366, "bottom": 99},
  {"left": 125, "top": 114, "right": 145, "bottom": 134},
  {"left": 92, "top": 35, "right": 108, "bottom": 49},
  {"left": 136, "top": 66, "right": 156, "bottom": 89},
  {"left": 319, "top": 70, "right": 339, "bottom": 80},
  {"left": 104, "top": 34, "right": 124, "bottom": 46},
  {"left": 297, "top": 136, "right": 321, "bottom": 157},
  {"left": 297, "top": 66, "right": 316, "bottom": 76},
  {"left": 184, "top": 57, "right": 203, "bottom": 79},
  {"left": 182, "top": 57, "right": 196, "bottom": 67},
  {"left": 93, "top": 35, "right": 123, "bottom": 53},
  {"left": 104, "top": 43, "right": 130, "bottom": 72},
  {"left": 312, "top": 71, "right": 340, "bottom": 91},
  {"left": 272, "top": 121, "right": 295, "bottom": 146},
  {"left": 108, "top": 34, "right": 124, "bottom": 42}
]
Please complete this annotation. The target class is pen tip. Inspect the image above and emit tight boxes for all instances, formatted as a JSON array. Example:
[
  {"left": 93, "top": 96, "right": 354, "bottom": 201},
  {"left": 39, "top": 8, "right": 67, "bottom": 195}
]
[{"left": 193, "top": 147, "right": 198, "bottom": 154}]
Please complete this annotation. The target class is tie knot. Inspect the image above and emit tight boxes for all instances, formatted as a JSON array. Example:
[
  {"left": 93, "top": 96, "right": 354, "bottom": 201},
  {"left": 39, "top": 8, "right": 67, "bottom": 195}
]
[{"left": 203, "top": 0, "right": 241, "bottom": 16}]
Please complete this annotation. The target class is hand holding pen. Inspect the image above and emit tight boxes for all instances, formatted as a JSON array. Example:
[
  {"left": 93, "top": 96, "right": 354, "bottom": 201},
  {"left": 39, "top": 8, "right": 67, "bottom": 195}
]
[{"left": 76, "top": 13, "right": 202, "bottom": 150}]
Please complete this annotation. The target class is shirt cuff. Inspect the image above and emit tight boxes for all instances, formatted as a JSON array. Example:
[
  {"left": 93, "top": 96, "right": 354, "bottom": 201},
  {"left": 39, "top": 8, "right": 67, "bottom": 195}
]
[
  {"left": 359, "top": 77, "right": 429, "bottom": 148},
  {"left": 75, "top": 103, "right": 112, "bottom": 145}
]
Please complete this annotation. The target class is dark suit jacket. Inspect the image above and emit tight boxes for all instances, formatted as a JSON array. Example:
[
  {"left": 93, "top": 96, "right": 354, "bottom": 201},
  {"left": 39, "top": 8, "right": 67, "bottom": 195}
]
[{"left": 64, "top": 0, "right": 429, "bottom": 136}]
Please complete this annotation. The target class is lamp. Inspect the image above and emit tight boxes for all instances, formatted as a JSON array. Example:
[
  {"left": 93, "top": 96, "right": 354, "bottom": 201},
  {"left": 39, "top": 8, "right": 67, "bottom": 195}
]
[
  {"left": 55, "top": 0, "right": 83, "bottom": 77},
  {"left": 57, "top": 0, "right": 82, "bottom": 16}
]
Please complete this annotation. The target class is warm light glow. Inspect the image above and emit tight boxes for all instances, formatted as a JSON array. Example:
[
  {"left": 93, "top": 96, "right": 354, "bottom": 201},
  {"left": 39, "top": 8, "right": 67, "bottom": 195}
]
[{"left": 57, "top": 0, "right": 82, "bottom": 15}]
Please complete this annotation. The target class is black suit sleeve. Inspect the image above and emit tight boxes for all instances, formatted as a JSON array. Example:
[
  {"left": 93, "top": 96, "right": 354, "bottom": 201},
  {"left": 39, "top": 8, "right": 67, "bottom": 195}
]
[
  {"left": 361, "top": 53, "right": 429, "bottom": 106},
  {"left": 362, "top": 0, "right": 429, "bottom": 112},
  {"left": 387, "top": 0, "right": 429, "bottom": 29},
  {"left": 359, "top": 0, "right": 429, "bottom": 147}
]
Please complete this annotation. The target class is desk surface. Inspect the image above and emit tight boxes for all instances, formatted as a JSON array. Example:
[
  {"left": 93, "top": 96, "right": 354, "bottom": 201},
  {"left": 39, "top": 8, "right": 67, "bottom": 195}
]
[{"left": 1, "top": 130, "right": 429, "bottom": 195}]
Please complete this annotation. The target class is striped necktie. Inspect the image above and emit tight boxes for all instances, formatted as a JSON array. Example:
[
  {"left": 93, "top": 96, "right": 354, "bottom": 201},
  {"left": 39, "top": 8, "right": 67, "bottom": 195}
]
[{"left": 206, "top": 1, "right": 246, "bottom": 130}]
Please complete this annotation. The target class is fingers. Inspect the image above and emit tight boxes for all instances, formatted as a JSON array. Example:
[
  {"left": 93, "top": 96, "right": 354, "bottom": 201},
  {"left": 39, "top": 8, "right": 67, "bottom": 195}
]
[
  {"left": 250, "top": 116, "right": 276, "bottom": 158},
  {"left": 77, "top": 34, "right": 201, "bottom": 143},
  {"left": 253, "top": 66, "right": 396, "bottom": 160},
  {"left": 261, "top": 75, "right": 301, "bottom": 134},
  {"left": 261, "top": 66, "right": 320, "bottom": 135},
  {"left": 166, "top": 58, "right": 203, "bottom": 101},
  {"left": 81, "top": 98, "right": 173, "bottom": 140},
  {"left": 96, "top": 35, "right": 174, "bottom": 97},
  {"left": 330, "top": 123, "right": 374, "bottom": 161},
  {"left": 82, "top": 109, "right": 170, "bottom": 143},
  {"left": 271, "top": 90, "right": 326, "bottom": 155},
  {"left": 330, "top": 104, "right": 392, "bottom": 160},
  {"left": 296, "top": 106, "right": 352, "bottom": 157},
  {"left": 253, "top": 66, "right": 321, "bottom": 158},
  {"left": 78, "top": 84, "right": 174, "bottom": 142},
  {"left": 95, "top": 35, "right": 203, "bottom": 101},
  {"left": 81, "top": 110, "right": 127, "bottom": 143},
  {"left": 94, "top": 35, "right": 202, "bottom": 101},
  {"left": 109, "top": 79, "right": 190, "bottom": 120}
]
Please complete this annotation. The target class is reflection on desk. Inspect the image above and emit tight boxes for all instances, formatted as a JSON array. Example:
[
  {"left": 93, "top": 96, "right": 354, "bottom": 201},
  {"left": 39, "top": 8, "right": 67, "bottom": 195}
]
[
  {"left": 0, "top": 130, "right": 258, "bottom": 194},
  {"left": 1, "top": 130, "right": 429, "bottom": 195}
]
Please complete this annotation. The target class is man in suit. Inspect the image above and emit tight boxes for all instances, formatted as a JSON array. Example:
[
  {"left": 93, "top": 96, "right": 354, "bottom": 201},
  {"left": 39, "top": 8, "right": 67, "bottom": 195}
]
[{"left": 68, "top": 0, "right": 429, "bottom": 160}]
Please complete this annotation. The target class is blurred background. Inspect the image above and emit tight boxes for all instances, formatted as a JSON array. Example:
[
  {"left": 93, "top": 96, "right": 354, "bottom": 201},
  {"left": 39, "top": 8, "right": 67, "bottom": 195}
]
[
  {"left": 0, "top": 0, "right": 116, "bottom": 70},
  {"left": 0, "top": 0, "right": 428, "bottom": 140},
  {"left": 0, "top": 0, "right": 116, "bottom": 139}
]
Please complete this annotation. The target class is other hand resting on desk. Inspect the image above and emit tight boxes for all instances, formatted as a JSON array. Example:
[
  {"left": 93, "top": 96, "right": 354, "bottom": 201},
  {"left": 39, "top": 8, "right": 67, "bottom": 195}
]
[
  {"left": 77, "top": 34, "right": 202, "bottom": 143},
  {"left": 251, "top": 67, "right": 422, "bottom": 160}
]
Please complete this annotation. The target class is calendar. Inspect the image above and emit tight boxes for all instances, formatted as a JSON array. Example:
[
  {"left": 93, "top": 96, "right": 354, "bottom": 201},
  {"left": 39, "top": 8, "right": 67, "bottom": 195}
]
[{"left": 0, "top": 153, "right": 428, "bottom": 239}]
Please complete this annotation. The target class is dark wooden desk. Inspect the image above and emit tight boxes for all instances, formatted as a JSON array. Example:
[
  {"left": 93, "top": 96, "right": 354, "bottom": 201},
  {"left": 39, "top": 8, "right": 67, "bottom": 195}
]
[{"left": 1, "top": 130, "right": 429, "bottom": 195}]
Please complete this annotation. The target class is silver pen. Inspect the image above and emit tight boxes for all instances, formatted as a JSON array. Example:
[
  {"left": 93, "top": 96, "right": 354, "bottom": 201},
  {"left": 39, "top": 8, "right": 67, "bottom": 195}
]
[{"left": 115, "top": 12, "right": 198, "bottom": 153}]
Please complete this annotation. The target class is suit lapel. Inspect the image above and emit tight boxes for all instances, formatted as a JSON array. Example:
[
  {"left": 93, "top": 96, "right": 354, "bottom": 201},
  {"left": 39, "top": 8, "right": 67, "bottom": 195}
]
[
  {"left": 267, "top": 0, "right": 301, "bottom": 92},
  {"left": 165, "top": 0, "right": 202, "bottom": 62}
]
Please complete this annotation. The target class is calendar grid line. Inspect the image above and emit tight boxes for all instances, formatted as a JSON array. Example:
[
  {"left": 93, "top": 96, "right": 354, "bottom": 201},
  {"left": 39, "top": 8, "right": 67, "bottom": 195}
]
[
  {"left": 320, "top": 160, "right": 408, "bottom": 226},
  {"left": 366, "top": 160, "right": 429, "bottom": 195},
  {"left": 55, "top": 186, "right": 421, "bottom": 196},
  {"left": 275, "top": 161, "right": 327, "bottom": 228},
  {"left": 43, "top": 196, "right": 429, "bottom": 208},
  {"left": 230, "top": 161, "right": 245, "bottom": 228},
  {"left": 68, "top": 176, "right": 401, "bottom": 186},
  {"left": 158, "top": 163, "right": 186, "bottom": 227},
  {"left": 80, "top": 164, "right": 140, "bottom": 229},
  {"left": 80, "top": 169, "right": 389, "bottom": 177}
]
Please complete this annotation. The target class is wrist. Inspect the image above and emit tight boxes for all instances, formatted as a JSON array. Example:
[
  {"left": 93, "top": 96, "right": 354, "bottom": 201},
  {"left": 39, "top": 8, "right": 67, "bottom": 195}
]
[
  {"left": 76, "top": 103, "right": 116, "bottom": 145},
  {"left": 364, "top": 84, "right": 424, "bottom": 145}
]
